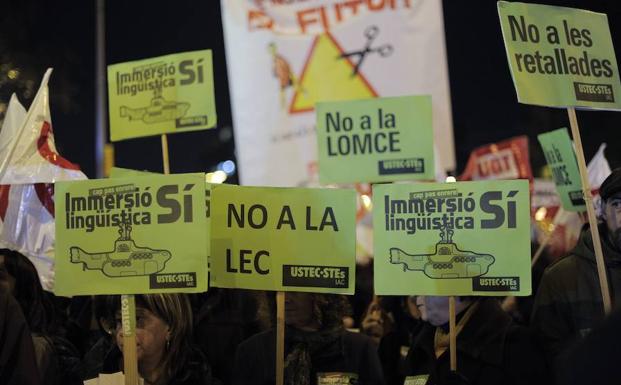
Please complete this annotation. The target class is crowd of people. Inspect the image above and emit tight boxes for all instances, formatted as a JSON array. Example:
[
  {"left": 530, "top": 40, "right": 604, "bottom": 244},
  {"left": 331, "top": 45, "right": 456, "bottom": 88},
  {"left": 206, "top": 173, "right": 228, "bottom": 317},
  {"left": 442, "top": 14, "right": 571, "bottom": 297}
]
[{"left": 2, "top": 169, "right": 621, "bottom": 385}]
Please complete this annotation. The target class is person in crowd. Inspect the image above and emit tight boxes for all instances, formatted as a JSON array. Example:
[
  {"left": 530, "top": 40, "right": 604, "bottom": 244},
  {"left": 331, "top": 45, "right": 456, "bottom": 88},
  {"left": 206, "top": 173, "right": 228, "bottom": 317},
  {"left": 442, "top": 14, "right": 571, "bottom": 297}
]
[
  {"left": 86, "top": 293, "right": 218, "bottom": 385},
  {"left": 403, "top": 296, "right": 547, "bottom": 385},
  {"left": 361, "top": 296, "right": 423, "bottom": 346},
  {"left": 556, "top": 307, "right": 621, "bottom": 385},
  {"left": 531, "top": 168, "right": 621, "bottom": 375},
  {"left": 64, "top": 295, "right": 106, "bottom": 357},
  {"left": 193, "top": 288, "right": 266, "bottom": 385},
  {"left": 0, "top": 248, "right": 82, "bottom": 385},
  {"left": 361, "top": 297, "right": 395, "bottom": 346},
  {"left": 361, "top": 296, "right": 423, "bottom": 385},
  {"left": 233, "top": 292, "right": 385, "bottom": 385},
  {"left": 79, "top": 295, "right": 115, "bottom": 380},
  {"left": 351, "top": 262, "right": 375, "bottom": 328},
  {"left": 0, "top": 287, "right": 41, "bottom": 385}
]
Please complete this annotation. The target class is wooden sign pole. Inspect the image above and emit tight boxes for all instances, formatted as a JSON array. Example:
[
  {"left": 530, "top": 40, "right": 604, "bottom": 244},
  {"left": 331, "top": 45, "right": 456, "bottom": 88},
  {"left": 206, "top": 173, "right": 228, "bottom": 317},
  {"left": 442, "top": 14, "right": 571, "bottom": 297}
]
[
  {"left": 121, "top": 294, "right": 139, "bottom": 385},
  {"left": 161, "top": 134, "right": 171, "bottom": 175},
  {"left": 122, "top": 134, "right": 172, "bottom": 385},
  {"left": 443, "top": 177, "right": 458, "bottom": 372},
  {"left": 276, "top": 291, "right": 285, "bottom": 385},
  {"left": 567, "top": 107, "right": 612, "bottom": 314},
  {"left": 448, "top": 296, "right": 457, "bottom": 372}
]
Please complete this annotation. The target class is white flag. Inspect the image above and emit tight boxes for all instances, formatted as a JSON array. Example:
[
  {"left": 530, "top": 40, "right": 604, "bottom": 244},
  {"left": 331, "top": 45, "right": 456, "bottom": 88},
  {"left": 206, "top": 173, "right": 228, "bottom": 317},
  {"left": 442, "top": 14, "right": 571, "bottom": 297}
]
[
  {"left": 0, "top": 69, "right": 87, "bottom": 289},
  {"left": 587, "top": 143, "right": 611, "bottom": 189},
  {"left": 0, "top": 69, "right": 85, "bottom": 184}
]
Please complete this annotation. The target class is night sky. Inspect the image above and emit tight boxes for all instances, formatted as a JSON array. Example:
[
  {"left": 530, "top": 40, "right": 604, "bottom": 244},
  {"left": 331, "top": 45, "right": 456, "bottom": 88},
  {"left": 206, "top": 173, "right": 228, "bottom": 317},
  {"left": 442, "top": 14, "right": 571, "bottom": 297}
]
[{"left": 1, "top": 0, "right": 620, "bottom": 180}]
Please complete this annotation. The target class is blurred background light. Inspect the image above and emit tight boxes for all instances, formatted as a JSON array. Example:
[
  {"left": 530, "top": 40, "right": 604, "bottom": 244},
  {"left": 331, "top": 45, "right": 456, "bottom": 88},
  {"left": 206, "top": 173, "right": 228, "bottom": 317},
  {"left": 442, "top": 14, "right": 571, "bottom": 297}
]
[
  {"left": 361, "top": 194, "right": 372, "bottom": 210},
  {"left": 219, "top": 160, "right": 236, "bottom": 175},
  {"left": 535, "top": 207, "right": 547, "bottom": 222},
  {"left": 206, "top": 170, "right": 227, "bottom": 184}
]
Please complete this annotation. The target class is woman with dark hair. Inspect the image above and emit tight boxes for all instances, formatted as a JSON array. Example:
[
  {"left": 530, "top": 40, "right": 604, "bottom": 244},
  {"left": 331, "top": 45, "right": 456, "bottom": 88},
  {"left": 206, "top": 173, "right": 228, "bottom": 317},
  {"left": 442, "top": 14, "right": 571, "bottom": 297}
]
[
  {"left": 89, "top": 293, "right": 217, "bottom": 385},
  {"left": 233, "top": 292, "right": 385, "bottom": 385},
  {"left": 0, "top": 248, "right": 81, "bottom": 385}
]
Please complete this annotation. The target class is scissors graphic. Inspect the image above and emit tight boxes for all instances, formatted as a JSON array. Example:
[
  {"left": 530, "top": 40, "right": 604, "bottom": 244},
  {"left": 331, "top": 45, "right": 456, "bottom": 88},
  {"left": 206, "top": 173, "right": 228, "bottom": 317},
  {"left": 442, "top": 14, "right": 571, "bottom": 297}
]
[{"left": 339, "top": 25, "right": 393, "bottom": 76}]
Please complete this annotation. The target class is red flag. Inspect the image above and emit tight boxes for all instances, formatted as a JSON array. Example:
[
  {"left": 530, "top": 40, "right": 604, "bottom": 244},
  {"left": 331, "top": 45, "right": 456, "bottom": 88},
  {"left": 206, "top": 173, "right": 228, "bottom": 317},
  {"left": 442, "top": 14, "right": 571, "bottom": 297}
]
[{"left": 459, "top": 136, "right": 533, "bottom": 183}]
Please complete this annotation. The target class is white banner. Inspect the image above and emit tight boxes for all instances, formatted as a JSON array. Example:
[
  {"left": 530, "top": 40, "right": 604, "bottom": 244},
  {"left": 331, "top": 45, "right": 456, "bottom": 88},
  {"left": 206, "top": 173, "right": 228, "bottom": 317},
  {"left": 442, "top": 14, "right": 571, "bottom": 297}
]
[{"left": 222, "top": 0, "right": 454, "bottom": 186}]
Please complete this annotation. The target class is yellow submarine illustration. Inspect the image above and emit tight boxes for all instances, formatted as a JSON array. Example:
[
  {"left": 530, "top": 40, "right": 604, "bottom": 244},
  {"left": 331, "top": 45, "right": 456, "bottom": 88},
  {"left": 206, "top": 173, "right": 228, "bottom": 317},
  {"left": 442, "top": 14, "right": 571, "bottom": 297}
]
[
  {"left": 389, "top": 227, "right": 495, "bottom": 279},
  {"left": 70, "top": 222, "right": 172, "bottom": 277},
  {"left": 120, "top": 93, "right": 190, "bottom": 124}
]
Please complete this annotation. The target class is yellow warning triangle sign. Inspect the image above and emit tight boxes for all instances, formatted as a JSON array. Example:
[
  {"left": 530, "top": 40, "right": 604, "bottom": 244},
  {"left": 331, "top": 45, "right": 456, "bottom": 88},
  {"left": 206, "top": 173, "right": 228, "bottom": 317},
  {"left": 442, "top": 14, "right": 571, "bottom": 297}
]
[{"left": 289, "top": 33, "right": 378, "bottom": 114}]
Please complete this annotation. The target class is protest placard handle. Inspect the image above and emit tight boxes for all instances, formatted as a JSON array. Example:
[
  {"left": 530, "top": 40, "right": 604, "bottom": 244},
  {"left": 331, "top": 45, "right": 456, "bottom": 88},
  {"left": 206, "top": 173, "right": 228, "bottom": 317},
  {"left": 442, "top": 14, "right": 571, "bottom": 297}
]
[
  {"left": 442, "top": 177, "right": 458, "bottom": 371},
  {"left": 567, "top": 107, "right": 611, "bottom": 314},
  {"left": 161, "top": 134, "right": 170, "bottom": 175},
  {"left": 276, "top": 291, "right": 285, "bottom": 385},
  {"left": 449, "top": 296, "right": 457, "bottom": 372},
  {"left": 121, "top": 294, "right": 139, "bottom": 385}
]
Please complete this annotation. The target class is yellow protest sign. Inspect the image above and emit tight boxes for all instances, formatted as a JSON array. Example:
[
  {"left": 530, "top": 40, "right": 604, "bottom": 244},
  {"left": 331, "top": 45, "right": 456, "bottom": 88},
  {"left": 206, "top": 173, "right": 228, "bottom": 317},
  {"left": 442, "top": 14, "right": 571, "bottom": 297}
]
[
  {"left": 55, "top": 173, "right": 208, "bottom": 295},
  {"left": 210, "top": 184, "right": 356, "bottom": 294},
  {"left": 498, "top": 1, "right": 621, "bottom": 110},
  {"left": 374, "top": 180, "right": 531, "bottom": 296},
  {"left": 108, "top": 50, "right": 217, "bottom": 141},
  {"left": 316, "top": 95, "right": 434, "bottom": 184}
]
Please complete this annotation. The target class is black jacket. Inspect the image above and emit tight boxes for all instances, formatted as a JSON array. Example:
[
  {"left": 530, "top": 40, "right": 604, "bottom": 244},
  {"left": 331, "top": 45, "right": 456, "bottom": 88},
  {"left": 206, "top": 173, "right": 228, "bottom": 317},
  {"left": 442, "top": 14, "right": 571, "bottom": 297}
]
[
  {"left": 403, "top": 298, "right": 547, "bottom": 385},
  {"left": 233, "top": 328, "right": 385, "bottom": 385},
  {"left": 531, "top": 224, "right": 621, "bottom": 368},
  {"left": 557, "top": 307, "right": 621, "bottom": 385}
]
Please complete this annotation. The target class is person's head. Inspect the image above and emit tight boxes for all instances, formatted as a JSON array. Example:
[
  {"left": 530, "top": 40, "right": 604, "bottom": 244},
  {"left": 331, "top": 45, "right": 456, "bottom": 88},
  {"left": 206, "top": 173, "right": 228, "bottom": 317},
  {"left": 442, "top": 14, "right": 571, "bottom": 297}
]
[
  {"left": 360, "top": 299, "right": 394, "bottom": 344},
  {"left": 285, "top": 292, "right": 348, "bottom": 332},
  {"left": 0, "top": 249, "right": 51, "bottom": 333},
  {"left": 406, "top": 295, "right": 422, "bottom": 320},
  {"left": 107, "top": 293, "right": 193, "bottom": 381},
  {"left": 415, "top": 296, "right": 473, "bottom": 326},
  {"left": 600, "top": 169, "right": 621, "bottom": 250}
]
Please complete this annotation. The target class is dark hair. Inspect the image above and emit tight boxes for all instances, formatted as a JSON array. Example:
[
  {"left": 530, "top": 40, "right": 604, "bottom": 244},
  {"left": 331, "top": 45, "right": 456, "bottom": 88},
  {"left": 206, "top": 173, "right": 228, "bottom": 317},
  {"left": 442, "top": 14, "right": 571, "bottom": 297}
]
[
  {"left": 259, "top": 292, "right": 350, "bottom": 331},
  {"left": 92, "top": 295, "right": 115, "bottom": 334},
  {"left": 0, "top": 249, "right": 55, "bottom": 333},
  {"left": 312, "top": 294, "right": 351, "bottom": 330},
  {"left": 106, "top": 293, "right": 194, "bottom": 382}
]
